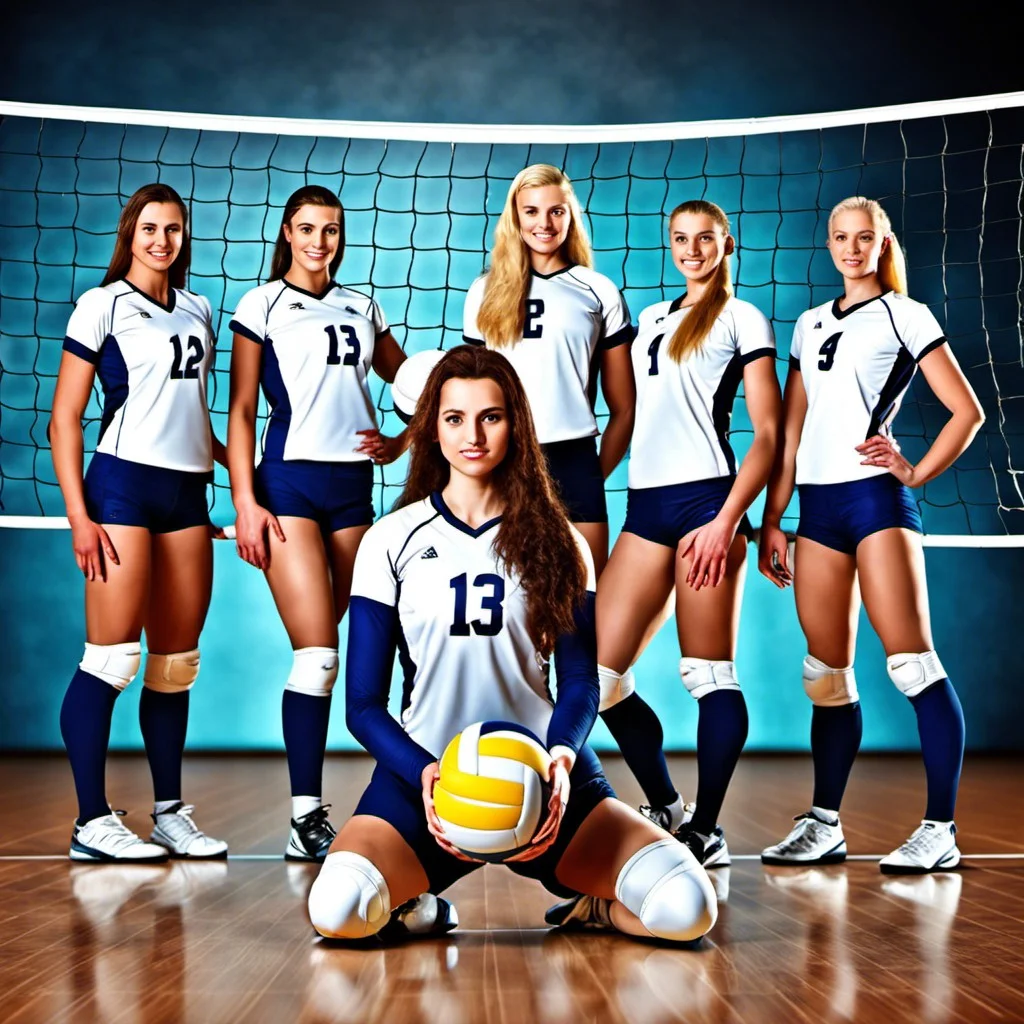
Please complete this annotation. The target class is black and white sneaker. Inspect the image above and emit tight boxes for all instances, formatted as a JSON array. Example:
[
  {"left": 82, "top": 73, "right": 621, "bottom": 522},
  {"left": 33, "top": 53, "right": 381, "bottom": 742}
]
[
  {"left": 286, "top": 805, "right": 337, "bottom": 862},
  {"left": 150, "top": 803, "right": 228, "bottom": 859},
  {"left": 378, "top": 893, "right": 459, "bottom": 940},
  {"left": 761, "top": 811, "right": 847, "bottom": 866},
  {"left": 544, "top": 893, "right": 615, "bottom": 931},
  {"left": 879, "top": 821, "right": 961, "bottom": 874},
  {"left": 673, "top": 823, "right": 731, "bottom": 868},
  {"left": 639, "top": 799, "right": 694, "bottom": 832},
  {"left": 70, "top": 811, "right": 169, "bottom": 863}
]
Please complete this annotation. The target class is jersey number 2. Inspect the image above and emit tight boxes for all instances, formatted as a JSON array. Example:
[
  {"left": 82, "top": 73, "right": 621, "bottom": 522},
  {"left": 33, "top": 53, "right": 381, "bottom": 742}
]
[
  {"left": 325, "top": 325, "right": 361, "bottom": 366},
  {"left": 449, "top": 573, "right": 505, "bottom": 636},
  {"left": 168, "top": 335, "right": 204, "bottom": 379},
  {"left": 817, "top": 332, "right": 843, "bottom": 372}
]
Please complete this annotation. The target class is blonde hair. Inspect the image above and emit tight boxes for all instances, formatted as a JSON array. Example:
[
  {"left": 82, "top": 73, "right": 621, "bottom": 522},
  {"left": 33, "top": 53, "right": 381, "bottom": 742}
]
[
  {"left": 666, "top": 200, "right": 733, "bottom": 363},
  {"left": 828, "top": 196, "right": 907, "bottom": 295},
  {"left": 476, "top": 164, "right": 593, "bottom": 348}
]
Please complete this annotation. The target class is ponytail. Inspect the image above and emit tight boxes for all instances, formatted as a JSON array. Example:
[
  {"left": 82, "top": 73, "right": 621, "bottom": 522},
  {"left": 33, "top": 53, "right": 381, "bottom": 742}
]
[{"left": 829, "top": 195, "right": 907, "bottom": 295}]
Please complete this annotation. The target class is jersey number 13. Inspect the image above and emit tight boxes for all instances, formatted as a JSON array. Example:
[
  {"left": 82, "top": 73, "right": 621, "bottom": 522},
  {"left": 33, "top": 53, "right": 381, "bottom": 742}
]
[{"left": 449, "top": 573, "right": 505, "bottom": 636}]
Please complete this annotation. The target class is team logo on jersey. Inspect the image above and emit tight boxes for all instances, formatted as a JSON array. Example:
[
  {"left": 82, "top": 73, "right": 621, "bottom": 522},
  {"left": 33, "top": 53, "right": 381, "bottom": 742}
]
[
  {"left": 421, "top": 546, "right": 439, "bottom": 559},
  {"left": 138, "top": 310, "right": 152, "bottom": 319},
  {"left": 289, "top": 302, "right": 305, "bottom": 310},
  {"left": 813, "top": 321, "right": 822, "bottom": 329},
  {"left": 345, "top": 306, "right": 359, "bottom": 316}
]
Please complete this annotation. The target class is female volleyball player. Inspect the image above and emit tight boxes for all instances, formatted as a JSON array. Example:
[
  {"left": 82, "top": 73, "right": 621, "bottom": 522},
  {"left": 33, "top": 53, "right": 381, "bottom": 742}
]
[
  {"left": 51, "top": 183, "right": 227, "bottom": 861},
  {"left": 306, "top": 346, "right": 717, "bottom": 944},
  {"left": 595, "top": 200, "right": 781, "bottom": 865},
  {"left": 227, "top": 185, "right": 407, "bottom": 861},
  {"left": 758, "top": 196, "right": 984, "bottom": 873},
  {"left": 461, "top": 164, "right": 635, "bottom": 575}
]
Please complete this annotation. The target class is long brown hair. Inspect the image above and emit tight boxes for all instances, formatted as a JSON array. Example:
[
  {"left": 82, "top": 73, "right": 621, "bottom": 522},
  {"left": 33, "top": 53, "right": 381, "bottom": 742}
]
[
  {"left": 397, "top": 345, "right": 588, "bottom": 655},
  {"left": 100, "top": 183, "right": 191, "bottom": 290},
  {"left": 666, "top": 200, "right": 734, "bottom": 362},
  {"left": 828, "top": 196, "right": 908, "bottom": 295},
  {"left": 269, "top": 185, "right": 345, "bottom": 282},
  {"left": 476, "top": 164, "right": 593, "bottom": 348}
]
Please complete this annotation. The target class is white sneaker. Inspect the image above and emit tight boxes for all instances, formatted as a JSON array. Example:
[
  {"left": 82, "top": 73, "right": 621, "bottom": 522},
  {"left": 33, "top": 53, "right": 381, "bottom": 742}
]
[
  {"left": 879, "top": 821, "right": 961, "bottom": 875},
  {"left": 544, "top": 893, "right": 615, "bottom": 931},
  {"left": 70, "top": 812, "right": 169, "bottom": 863},
  {"left": 150, "top": 803, "right": 229, "bottom": 859},
  {"left": 761, "top": 811, "right": 847, "bottom": 866},
  {"left": 639, "top": 799, "right": 695, "bottom": 832}
]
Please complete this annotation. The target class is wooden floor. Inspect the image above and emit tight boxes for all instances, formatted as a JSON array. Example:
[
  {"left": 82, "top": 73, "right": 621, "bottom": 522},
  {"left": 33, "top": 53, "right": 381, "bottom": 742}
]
[{"left": 1, "top": 754, "right": 1023, "bottom": 1024}]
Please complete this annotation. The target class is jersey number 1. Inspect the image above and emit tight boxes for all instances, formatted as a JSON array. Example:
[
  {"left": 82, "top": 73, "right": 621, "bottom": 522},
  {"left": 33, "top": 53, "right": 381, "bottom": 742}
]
[
  {"left": 647, "top": 333, "right": 664, "bottom": 376},
  {"left": 450, "top": 573, "right": 505, "bottom": 636},
  {"left": 817, "top": 332, "right": 843, "bottom": 372},
  {"left": 168, "top": 335, "right": 204, "bottom": 379},
  {"left": 325, "top": 325, "right": 361, "bottom": 366}
]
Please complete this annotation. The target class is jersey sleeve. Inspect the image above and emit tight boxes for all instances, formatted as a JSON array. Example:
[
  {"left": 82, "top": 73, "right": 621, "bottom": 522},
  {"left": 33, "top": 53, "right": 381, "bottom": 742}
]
[
  {"left": 369, "top": 297, "right": 390, "bottom": 338},
  {"left": 597, "top": 278, "right": 635, "bottom": 350},
  {"left": 897, "top": 298, "right": 947, "bottom": 361},
  {"left": 461, "top": 276, "right": 486, "bottom": 345},
  {"left": 788, "top": 313, "right": 808, "bottom": 371},
  {"left": 63, "top": 288, "right": 113, "bottom": 364},
  {"left": 229, "top": 287, "right": 269, "bottom": 345},
  {"left": 731, "top": 301, "right": 776, "bottom": 363},
  {"left": 349, "top": 519, "right": 399, "bottom": 607},
  {"left": 198, "top": 293, "right": 217, "bottom": 349}
]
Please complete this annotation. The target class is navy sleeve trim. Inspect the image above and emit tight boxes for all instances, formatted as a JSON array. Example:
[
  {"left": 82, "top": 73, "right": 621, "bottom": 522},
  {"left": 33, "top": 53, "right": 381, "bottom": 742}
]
[
  {"left": 740, "top": 346, "right": 776, "bottom": 366},
  {"left": 788, "top": 355, "right": 802, "bottom": 372},
  {"left": 916, "top": 336, "right": 947, "bottom": 362},
  {"left": 601, "top": 323, "right": 636, "bottom": 351},
  {"left": 547, "top": 593, "right": 599, "bottom": 754},
  {"left": 63, "top": 337, "right": 99, "bottom": 364},
  {"left": 462, "top": 334, "right": 485, "bottom": 346},
  {"left": 229, "top": 319, "right": 264, "bottom": 344}
]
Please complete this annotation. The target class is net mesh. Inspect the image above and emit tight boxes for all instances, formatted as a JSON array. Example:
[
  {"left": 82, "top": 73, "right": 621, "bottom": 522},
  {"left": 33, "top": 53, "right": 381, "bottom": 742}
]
[{"left": 1, "top": 102, "right": 1022, "bottom": 534}]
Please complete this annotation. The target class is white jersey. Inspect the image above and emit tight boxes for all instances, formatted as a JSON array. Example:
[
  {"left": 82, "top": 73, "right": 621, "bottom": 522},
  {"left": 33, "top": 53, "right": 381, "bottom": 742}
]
[
  {"left": 628, "top": 296, "right": 776, "bottom": 488},
  {"left": 350, "top": 494, "right": 596, "bottom": 760},
  {"left": 462, "top": 265, "right": 633, "bottom": 444},
  {"left": 791, "top": 292, "right": 946, "bottom": 485},
  {"left": 230, "top": 280, "right": 388, "bottom": 462},
  {"left": 63, "top": 280, "right": 214, "bottom": 473}
]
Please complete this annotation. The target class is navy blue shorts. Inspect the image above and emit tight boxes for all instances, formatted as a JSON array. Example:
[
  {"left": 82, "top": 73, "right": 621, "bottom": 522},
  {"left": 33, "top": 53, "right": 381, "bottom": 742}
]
[
  {"left": 797, "top": 475, "right": 922, "bottom": 555},
  {"left": 541, "top": 437, "right": 607, "bottom": 523},
  {"left": 84, "top": 453, "right": 210, "bottom": 534},
  {"left": 354, "top": 745, "right": 616, "bottom": 898},
  {"left": 622, "top": 476, "right": 753, "bottom": 549},
  {"left": 255, "top": 459, "right": 374, "bottom": 534}
]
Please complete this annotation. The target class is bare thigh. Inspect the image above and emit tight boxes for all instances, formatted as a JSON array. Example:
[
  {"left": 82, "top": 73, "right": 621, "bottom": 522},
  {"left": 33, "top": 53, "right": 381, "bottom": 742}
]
[
  {"left": 84, "top": 525, "right": 153, "bottom": 644},
  {"left": 145, "top": 526, "right": 213, "bottom": 653},
  {"left": 675, "top": 534, "right": 748, "bottom": 660},
  {"left": 329, "top": 815, "right": 432, "bottom": 907},
  {"left": 574, "top": 522, "right": 609, "bottom": 579},
  {"left": 794, "top": 536, "right": 860, "bottom": 667},
  {"left": 264, "top": 517, "right": 337, "bottom": 650},
  {"left": 596, "top": 532, "right": 676, "bottom": 673},
  {"left": 326, "top": 524, "right": 371, "bottom": 624},
  {"left": 856, "top": 528, "right": 934, "bottom": 655}
]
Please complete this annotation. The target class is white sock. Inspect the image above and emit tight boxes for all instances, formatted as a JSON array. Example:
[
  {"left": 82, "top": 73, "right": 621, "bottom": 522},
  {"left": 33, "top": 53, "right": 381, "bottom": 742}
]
[
  {"left": 811, "top": 805, "right": 840, "bottom": 825},
  {"left": 665, "top": 794, "right": 686, "bottom": 831},
  {"left": 292, "top": 795, "right": 322, "bottom": 820},
  {"left": 154, "top": 799, "right": 181, "bottom": 816}
]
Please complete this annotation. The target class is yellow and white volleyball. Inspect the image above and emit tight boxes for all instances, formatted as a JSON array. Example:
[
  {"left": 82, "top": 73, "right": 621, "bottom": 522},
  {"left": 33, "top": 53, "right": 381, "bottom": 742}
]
[
  {"left": 434, "top": 721, "right": 553, "bottom": 862},
  {"left": 391, "top": 348, "right": 447, "bottom": 423}
]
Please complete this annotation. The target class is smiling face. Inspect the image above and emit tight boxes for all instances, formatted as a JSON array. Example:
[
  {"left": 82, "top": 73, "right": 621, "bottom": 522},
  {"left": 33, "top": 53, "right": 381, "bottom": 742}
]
[
  {"left": 669, "top": 210, "right": 733, "bottom": 285},
  {"left": 516, "top": 184, "right": 571, "bottom": 263},
  {"left": 129, "top": 202, "right": 184, "bottom": 275},
  {"left": 283, "top": 204, "right": 342, "bottom": 278},
  {"left": 436, "top": 376, "right": 510, "bottom": 482},
  {"left": 828, "top": 208, "right": 889, "bottom": 283}
]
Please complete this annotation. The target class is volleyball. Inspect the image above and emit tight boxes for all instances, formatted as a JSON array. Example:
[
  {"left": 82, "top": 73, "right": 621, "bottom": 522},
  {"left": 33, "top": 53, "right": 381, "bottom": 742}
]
[
  {"left": 391, "top": 349, "right": 447, "bottom": 423},
  {"left": 434, "top": 721, "right": 553, "bottom": 862}
]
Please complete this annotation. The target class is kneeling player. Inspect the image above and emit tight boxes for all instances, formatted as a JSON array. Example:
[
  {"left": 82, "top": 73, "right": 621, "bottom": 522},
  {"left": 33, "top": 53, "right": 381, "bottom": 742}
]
[{"left": 306, "top": 346, "right": 717, "bottom": 943}]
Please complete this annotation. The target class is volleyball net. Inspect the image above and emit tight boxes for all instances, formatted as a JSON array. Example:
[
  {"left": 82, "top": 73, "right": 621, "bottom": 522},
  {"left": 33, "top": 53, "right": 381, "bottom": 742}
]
[{"left": 1, "top": 93, "right": 1022, "bottom": 542}]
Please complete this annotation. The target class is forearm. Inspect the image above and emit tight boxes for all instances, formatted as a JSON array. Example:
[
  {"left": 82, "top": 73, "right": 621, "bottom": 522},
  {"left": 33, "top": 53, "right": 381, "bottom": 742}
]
[
  {"left": 598, "top": 408, "right": 635, "bottom": 479},
  {"left": 50, "top": 416, "right": 89, "bottom": 519},
  {"left": 227, "top": 409, "right": 258, "bottom": 505},
  {"left": 547, "top": 594, "right": 599, "bottom": 754},
  {"left": 720, "top": 429, "right": 777, "bottom": 527},
  {"left": 910, "top": 411, "right": 984, "bottom": 487}
]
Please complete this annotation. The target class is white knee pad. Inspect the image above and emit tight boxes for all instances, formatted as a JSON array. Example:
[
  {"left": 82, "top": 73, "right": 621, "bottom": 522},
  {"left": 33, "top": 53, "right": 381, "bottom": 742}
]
[
  {"left": 308, "top": 851, "right": 391, "bottom": 939},
  {"left": 679, "top": 658, "right": 741, "bottom": 701},
  {"left": 286, "top": 647, "right": 339, "bottom": 697},
  {"left": 144, "top": 649, "right": 200, "bottom": 693},
  {"left": 886, "top": 650, "right": 946, "bottom": 698},
  {"left": 598, "top": 665, "right": 636, "bottom": 712},
  {"left": 803, "top": 655, "right": 859, "bottom": 707},
  {"left": 615, "top": 837, "right": 718, "bottom": 942},
  {"left": 80, "top": 642, "right": 141, "bottom": 692}
]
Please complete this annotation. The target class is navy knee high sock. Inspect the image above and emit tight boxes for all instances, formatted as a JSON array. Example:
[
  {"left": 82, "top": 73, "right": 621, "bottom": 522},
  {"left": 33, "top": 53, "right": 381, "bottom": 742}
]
[
  {"left": 600, "top": 693, "right": 677, "bottom": 809},
  {"left": 139, "top": 687, "right": 190, "bottom": 803},
  {"left": 690, "top": 690, "right": 748, "bottom": 836},
  {"left": 60, "top": 668, "right": 120, "bottom": 823},
  {"left": 909, "top": 679, "right": 965, "bottom": 822},
  {"left": 810, "top": 703, "right": 863, "bottom": 812},
  {"left": 282, "top": 690, "right": 332, "bottom": 798}
]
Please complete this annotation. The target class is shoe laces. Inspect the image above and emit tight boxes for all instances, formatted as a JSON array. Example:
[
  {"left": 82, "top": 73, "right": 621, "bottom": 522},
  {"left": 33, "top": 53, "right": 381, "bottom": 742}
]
[
  {"left": 154, "top": 803, "right": 207, "bottom": 844},
  {"left": 295, "top": 804, "right": 336, "bottom": 846},
  {"left": 896, "top": 822, "right": 949, "bottom": 857},
  {"left": 639, "top": 805, "right": 672, "bottom": 830},
  {"left": 87, "top": 811, "right": 147, "bottom": 853},
  {"left": 776, "top": 813, "right": 835, "bottom": 853}
]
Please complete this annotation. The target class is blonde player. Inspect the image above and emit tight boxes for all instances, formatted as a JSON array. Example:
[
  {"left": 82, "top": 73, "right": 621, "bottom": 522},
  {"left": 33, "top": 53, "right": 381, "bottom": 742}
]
[
  {"left": 227, "top": 185, "right": 407, "bottom": 860},
  {"left": 759, "top": 197, "right": 984, "bottom": 873},
  {"left": 51, "top": 183, "right": 227, "bottom": 861},
  {"left": 462, "top": 164, "right": 635, "bottom": 575},
  {"left": 596, "top": 200, "right": 781, "bottom": 864},
  {"left": 306, "top": 346, "right": 716, "bottom": 944}
]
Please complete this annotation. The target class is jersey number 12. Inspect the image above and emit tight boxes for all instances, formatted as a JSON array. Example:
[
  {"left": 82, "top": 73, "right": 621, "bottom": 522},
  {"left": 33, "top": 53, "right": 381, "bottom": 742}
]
[
  {"left": 168, "top": 335, "right": 204, "bottom": 379},
  {"left": 449, "top": 573, "right": 505, "bottom": 636}
]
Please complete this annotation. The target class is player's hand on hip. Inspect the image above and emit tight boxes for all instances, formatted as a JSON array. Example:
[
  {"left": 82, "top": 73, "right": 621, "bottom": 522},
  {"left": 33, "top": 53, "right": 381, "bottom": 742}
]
[
  {"left": 679, "top": 513, "right": 737, "bottom": 591},
  {"left": 69, "top": 512, "right": 119, "bottom": 582},
  {"left": 506, "top": 755, "right": 571, "bottom": 863},
  {"left": 421, "top": 761, "right": 484, "bottom": 863},
  {"left": 855, "top": 435, "right": 917, "bottom": 485},
  {"left": 355, "top": 428, "right": 403, "bottom": 466},
  {"left": 234, "top": 499, "right": 285, "bottom": 571},
  {"left": 758, "top": 522, "right": 793, "bottom": 588}
]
